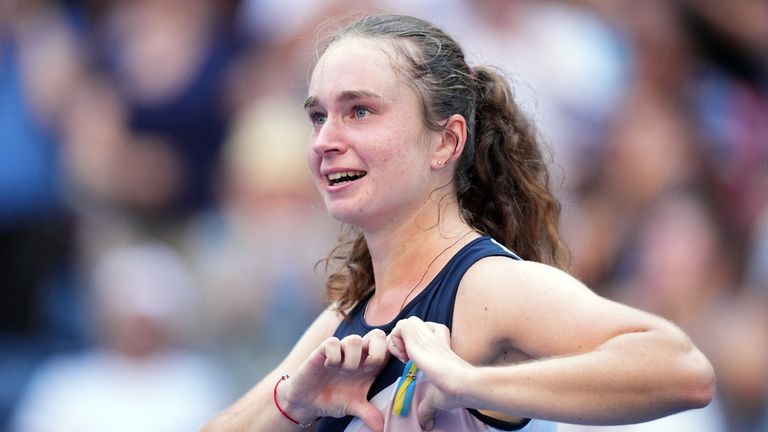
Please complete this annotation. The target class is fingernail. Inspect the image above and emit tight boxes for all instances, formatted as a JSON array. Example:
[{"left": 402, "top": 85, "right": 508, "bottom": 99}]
[{"left": 424, "top": 419, "right": 434, "bottom": 431}]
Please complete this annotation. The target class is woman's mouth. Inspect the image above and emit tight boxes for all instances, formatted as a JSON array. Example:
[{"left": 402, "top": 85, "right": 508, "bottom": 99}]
[{"left": 326, "top": 170, "right": 367, "bottom": 186}]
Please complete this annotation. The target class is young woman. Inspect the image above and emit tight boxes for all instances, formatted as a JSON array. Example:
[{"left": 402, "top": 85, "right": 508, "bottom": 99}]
[{"left": 204, "top": 14, "right": 714, "bottom": 432}]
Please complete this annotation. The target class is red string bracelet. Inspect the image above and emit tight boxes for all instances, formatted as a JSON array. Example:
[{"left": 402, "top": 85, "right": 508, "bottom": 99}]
[{"left": 273, "top": 375, "right": 317, "bottom": 429}]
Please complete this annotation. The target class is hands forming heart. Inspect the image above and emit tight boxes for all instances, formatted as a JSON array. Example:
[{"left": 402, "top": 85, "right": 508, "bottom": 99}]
[{"left": 276, "top": 317, "right": 472, "bottom": 431}]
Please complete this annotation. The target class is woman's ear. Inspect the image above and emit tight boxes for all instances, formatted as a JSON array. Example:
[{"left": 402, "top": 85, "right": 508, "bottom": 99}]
[{"left": 432, "top": 114, "right": 467, "bottom": 169}]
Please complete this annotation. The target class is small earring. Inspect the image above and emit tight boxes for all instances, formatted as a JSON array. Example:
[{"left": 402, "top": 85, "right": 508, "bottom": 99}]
[{"left": 437, "top": 160, "right": 443, "bottom": 166}]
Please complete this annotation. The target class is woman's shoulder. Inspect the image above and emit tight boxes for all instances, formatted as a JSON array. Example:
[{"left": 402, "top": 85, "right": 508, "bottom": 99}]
[
  {"left": 450, "top": 254, "right": 601, "bottom": 369},
  {"left": 462, "top": 236, "right": 523, "bottom": 260},
  {"left": 463, "top": 256, "right": 600, "bottom": 323},
  {"left": 461, "top": 252, "right": 575, "bottom": 293},
  {"left": 452, "top": 254, "right": 593, "bottom": 343},
  {"left": 452, "top": 236, "right": 587, "bottom": 317}
]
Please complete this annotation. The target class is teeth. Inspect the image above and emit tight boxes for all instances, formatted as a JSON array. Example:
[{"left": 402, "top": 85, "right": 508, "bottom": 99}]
[{"left": 327, "top": 171, "right": 366, "bottom": 182}]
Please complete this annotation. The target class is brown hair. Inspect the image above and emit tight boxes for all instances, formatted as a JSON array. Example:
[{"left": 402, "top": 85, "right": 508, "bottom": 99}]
[{"left": 316, "top": 14, "right": 568, "bottom": 312}]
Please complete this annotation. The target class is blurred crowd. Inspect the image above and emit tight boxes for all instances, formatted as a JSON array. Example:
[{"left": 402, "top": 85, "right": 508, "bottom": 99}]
[{"left": 0, "top": 0, "right": 766, "bottom": 431}]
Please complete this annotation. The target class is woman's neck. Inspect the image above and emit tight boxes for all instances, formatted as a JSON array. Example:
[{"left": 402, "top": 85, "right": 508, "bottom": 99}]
[{"left": 361, "top": 200, "right": 478, "bottom": 325}]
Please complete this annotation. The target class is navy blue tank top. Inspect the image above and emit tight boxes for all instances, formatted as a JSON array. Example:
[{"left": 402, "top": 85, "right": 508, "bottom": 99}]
[{"left": 316, "top": 236, "right": 528, "bottom": 431}]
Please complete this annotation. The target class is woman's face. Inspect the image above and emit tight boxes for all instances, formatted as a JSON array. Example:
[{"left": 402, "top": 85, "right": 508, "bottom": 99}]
[{"left": 306, "top": 38, "right": 440, "bottom": 230}]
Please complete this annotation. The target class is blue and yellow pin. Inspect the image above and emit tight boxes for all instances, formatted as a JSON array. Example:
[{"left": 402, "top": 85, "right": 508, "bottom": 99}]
[{"left": 392, "top": 360, "right": 418, "bottom": 416}]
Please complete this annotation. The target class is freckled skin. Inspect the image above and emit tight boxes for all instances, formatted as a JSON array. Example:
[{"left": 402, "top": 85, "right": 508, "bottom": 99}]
[{"left": 306, "top": 39, "right": 440, "bottom": 231}]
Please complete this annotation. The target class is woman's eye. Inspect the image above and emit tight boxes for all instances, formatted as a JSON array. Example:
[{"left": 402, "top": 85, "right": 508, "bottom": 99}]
[
  {"left": 353, "top": 106, "right": 370, "bottom": 119},
  {"left": 310, "top": 112, "right": 327, "bottom": 125}
]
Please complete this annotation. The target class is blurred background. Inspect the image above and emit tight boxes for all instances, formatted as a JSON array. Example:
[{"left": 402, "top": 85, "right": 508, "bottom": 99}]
[{"left": 0, "top": 0, "right": 766, "bottom": 431}]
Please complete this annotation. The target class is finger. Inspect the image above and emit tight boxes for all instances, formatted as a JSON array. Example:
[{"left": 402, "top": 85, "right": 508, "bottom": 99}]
[
  {"left": 348, "top": 400, "right": 385, "bottom": 432},
  {"left": 321, "top": 337, "right": 342, "bottom": 368},
  {"left": 339, "top": 334, "right": 363, "bottom": 371},
  {"left": 398, "top": 316, "right": 431, "bottom": 342},
  {"left": 362, "top": 329, "right": 388, "bottom": 372},
  {"left": 424, "top": 322, "right": 451, "bottom": 344},
  {"left": 387, "top": 331, "right": 409, "bottom": 363},
  {"left": 389, "top": 317, "right": 430, "bottom": 361},
  {"left": 398, "top": 318, "right": 452, "bottom": 355}
]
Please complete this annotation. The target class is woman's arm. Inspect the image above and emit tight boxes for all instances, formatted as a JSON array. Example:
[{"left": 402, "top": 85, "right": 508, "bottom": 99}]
[
  {"left": 389, "top": 259, "right": 715, "bottom": 427},
  {"left": 464, "top": 318, "right": 714, "bottom": 425},
  {"left": 202, "top": 308, "right": 342, "bottom": 431},
  {"left": 203, "top": 307, "right": 390, "bottom": 432}
]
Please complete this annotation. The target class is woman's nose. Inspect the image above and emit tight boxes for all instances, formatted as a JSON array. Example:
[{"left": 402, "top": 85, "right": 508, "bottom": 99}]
[{"left": 311, "top": 118, "right": 347, "bottom": 156}]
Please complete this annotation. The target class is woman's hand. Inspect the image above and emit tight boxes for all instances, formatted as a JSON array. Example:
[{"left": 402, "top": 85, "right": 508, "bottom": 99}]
[
  {"left": 388, "top": 317, "right": 474, "bottom": 430},
  {"left": 277, "top": 329, "right": 390, "bottom": 431}
]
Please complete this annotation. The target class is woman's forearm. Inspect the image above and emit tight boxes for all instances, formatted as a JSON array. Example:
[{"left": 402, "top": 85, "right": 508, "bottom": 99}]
[
  {"left": 460, "top": 328, "right": 715, "bottom": 425},
  {"left": 205, "top": 328, "right": 391, "bottom": 432},
  {"left": 203, "top": 375, "right": 308, "bottom": 432}
]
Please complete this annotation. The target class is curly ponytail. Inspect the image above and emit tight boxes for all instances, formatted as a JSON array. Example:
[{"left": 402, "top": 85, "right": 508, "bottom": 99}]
[
  {"left": 317, "top": 15, "right": 568, "bottom": 312},
  {"left": 456, "top": 66, "right": 568, "bottom": 267}
]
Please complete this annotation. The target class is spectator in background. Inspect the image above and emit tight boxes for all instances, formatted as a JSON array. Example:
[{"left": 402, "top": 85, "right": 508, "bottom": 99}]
[
  {"left": 680, "top": 0, "right": 768, "bottom": 240},
  {"left": 0, "top": 1, "right": 86, "bottom": 428},
  {"left": 447, "top": 0, "right": 629, "bottom": 194},
  {"left": 183, "top": 93, "right": 333, "bottom": 392},
  {"left": 83, "top": 0, "right": 242, "bottom": 217},
  {"left": 10, "top": 242, "right": 234, "bottom": 432},
  {"left": 746, "top": 205, "right": 768, "bottom": 299},
  {"left": 2, "top": 1, "right": 245, "bottom": 428},
  {"left": 558, "top": 1, "right": 768, "bottom": 430}
]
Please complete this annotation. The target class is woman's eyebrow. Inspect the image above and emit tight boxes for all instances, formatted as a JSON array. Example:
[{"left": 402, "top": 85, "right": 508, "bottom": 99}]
[
  {"left": 303, "top": 96, "right": 318, "bottom": 110},
  {"left": 304, "top": 90, "right": 383, "bottom": 110}
]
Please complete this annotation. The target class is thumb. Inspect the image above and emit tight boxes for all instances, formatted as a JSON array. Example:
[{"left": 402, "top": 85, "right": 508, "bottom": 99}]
[
  {"left": 417, "top": 396, "right": 439, "bottom": 431},
  {"left": 348, "top": 400, "right": 385, "bottom": 432}
]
